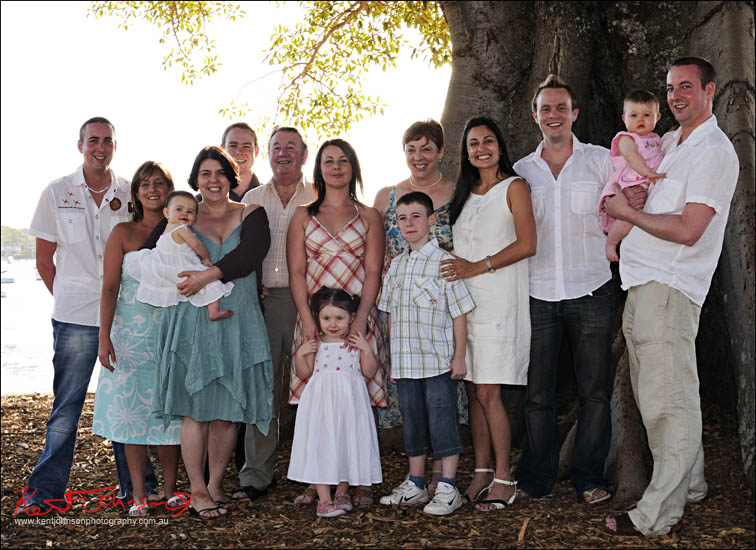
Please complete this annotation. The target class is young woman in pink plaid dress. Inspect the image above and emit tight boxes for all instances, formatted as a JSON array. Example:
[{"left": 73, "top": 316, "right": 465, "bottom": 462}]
[{"left": 287, "top": 139, "right": 387, "bottom": 507}]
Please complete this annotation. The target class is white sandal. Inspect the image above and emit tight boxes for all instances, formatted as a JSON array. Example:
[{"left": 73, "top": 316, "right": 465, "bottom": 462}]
[
  {"left": 128, "top": 502, "right": 149, "bottom": 517},
  {"left": 475, "top": 478, "right": 518, "bottom": 511},
  {"left": 463, "top": 468, "right": 495, "bottom": 503}
]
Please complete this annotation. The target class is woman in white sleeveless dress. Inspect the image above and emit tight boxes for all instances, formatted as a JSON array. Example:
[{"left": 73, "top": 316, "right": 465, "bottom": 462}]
[{"left": 441, "top": 117, "right": 537, "bottom": 511}]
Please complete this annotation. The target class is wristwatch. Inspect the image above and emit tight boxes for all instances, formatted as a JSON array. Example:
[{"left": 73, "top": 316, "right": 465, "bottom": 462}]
[{"left": 485, "top": 255, "right": 495, "bottom": 273}]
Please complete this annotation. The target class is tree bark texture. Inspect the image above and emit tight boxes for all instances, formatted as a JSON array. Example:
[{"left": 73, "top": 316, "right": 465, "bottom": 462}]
[{"left": 438, "top": 0, "right": 755, "bottom": 491}]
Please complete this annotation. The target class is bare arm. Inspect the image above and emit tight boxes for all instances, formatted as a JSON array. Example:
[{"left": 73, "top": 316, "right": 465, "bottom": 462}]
[
  {"left": 441, "top": 179, "right": 537, "bottom": 281},
  {"left": 348, "top": 330, "right": 378, "bottom": 378},
  {"left": 287, "top": 207, "right": 317, "bottom": 340},
  {"left": 35, "top": 238, "right": 56, "bottom": 295},
  {"left": 450, "top": 314, "right": 467, "bottom": 380},
  {"left": 294, "top": 338, "right": 318, "bottom": 380},
  {"left": 98, "top": 224, "right": 127, "bottom": 371},
  {"left": 372, "top": 186, "right": 391, "bottom": 218},
  {"left": 604, "top": 184, "right": 715, "bottom": 246},
  {"left": 618, "top": 136, "right": 665, "bottom": 183},
  {"left": 351, "top": 206, "right": 385, "bottom": 335},
  {"left": 173, "top": 226, "right": 211, "bottom": 264}
]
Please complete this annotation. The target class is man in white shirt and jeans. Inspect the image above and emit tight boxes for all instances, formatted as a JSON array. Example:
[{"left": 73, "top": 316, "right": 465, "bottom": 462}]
[
  {"left": 513, "top": 75, "right": 647, "bottom": 505},
  {"left": 21, "top": 117, "right": 132, "bottom": 514},
  {"left": 234, "top": 126, "right": 316, "bottom": 500},
  {"left": 604, "top": 57, "right": 738, "bottom": 537}
]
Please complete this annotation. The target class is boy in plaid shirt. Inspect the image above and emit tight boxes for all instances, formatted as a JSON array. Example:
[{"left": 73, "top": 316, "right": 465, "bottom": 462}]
[{"left": 377, "top": 191, "right": 475, "bottom": 515}]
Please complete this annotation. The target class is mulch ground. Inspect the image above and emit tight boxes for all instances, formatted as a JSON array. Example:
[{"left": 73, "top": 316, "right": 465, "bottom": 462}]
[{"left": 1, "top": 394, "right": 753, "bottom": 549}]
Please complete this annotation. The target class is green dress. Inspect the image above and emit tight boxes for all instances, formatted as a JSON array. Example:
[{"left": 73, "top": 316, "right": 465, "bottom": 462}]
[{"left": 152, "top": 225, "right": 273, "bottom": 435}]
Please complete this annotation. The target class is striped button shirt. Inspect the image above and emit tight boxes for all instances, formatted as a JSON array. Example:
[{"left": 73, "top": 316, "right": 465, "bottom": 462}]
[
  {"left": 241, "top": 178, "right": 315, "bottom": 288},
  {"left": 378, "top": 238, "right": 475, "bottom": 379}
]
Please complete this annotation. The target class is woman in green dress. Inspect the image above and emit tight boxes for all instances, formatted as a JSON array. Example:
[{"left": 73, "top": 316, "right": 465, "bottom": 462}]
[{"left": 150, "top": 146, "right": 273, "bottom": 518}]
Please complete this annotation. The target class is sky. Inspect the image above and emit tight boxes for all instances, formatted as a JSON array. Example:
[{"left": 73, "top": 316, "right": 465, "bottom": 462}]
[{"left": 0, "top": 1, "right": 451, "bottom": 229}]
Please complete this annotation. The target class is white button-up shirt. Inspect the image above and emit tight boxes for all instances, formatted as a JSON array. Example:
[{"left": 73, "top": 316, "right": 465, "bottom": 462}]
[
  {"left": 620, "top": 116, "right": 738, "bottom": 307},
  {"left": 241, "top": 178, "right": 315, "bottom": 288},
  {"left": 29, "top": 166, "right": 131, "bottom": 326},
  {"left": 378, "top": 239, "right": 475, "bottom": 379},
  {"left": 514, "top": 135, "right": 614, "bottom": 301}
]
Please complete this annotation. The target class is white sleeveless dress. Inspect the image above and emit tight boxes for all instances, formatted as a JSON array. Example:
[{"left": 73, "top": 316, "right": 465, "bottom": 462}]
[
  {"left": 125, "top": 224, "right": 233, "bottom": 308},
  {"left": 451, "top": 176, "right": 530, "bottom": 385},
  {"left": 287, "top": 342, "right": 382, "bottom": 485}
]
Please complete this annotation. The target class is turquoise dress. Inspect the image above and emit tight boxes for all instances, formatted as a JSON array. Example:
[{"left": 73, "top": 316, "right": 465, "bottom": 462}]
[
  {"left": 152, "top": 225, "right": 273, "bottom": 434},
  {"left": 93, "top": 255, "right": 182, "bottom": 444},
  {"left": 376, "top": 186, "right": 469, "bottom": 429}
]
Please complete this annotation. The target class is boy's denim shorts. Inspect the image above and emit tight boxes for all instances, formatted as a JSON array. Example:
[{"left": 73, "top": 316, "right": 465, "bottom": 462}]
[{"left": 396, "top": 371, "right": 462, "bottom": 458}]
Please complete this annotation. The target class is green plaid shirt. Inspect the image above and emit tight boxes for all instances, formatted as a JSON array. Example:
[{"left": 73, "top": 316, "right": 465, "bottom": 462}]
[{"left": 378, "top": 239, "right": 475, "bottom": 379}]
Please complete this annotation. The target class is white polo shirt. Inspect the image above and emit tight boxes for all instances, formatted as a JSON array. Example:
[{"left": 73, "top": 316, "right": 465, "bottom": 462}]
[
  {"left": 514, "top": 135, "right": 614, "bottom": 301},
  {"left": 29, "top": 165, "right": 131, "bottom": 326},
  {"left": 241, "top": 178, "right": 315, "bottom": 288},
  {"left": 619, "top": 116, "right": 738, "bottom": 307}
]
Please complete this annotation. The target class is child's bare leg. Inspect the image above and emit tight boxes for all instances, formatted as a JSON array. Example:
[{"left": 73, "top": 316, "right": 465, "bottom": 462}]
[
  {"left": 409, "top": 454, "right": 426, "bottom": 478},
  {"left": 606, "top": 220, "right": 634, "bottom": 262},
  {"left": 334, "top": 482, "right": 349, "bottom": 497},
  {"left": 441, "top": 454, "right": 460, "bottom": 480},
  {"left": 315, "top": 484, "right": 332, "bottom": 503},
  {"left": 207, "top": 300, "right": 233, "bottom": 321}
]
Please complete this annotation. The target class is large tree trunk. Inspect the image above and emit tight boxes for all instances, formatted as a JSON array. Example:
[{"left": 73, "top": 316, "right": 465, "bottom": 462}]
[{"left": 439, "top": 1, "right": 755, "bottom": 492}]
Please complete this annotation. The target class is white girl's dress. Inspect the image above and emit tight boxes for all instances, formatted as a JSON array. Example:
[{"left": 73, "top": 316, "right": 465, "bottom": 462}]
[
  {"left": 287, "top": 342, "right": 382, "bottom": 485},
  {"left": 125, "top": 224, "right": 233, "bottom": 308}
]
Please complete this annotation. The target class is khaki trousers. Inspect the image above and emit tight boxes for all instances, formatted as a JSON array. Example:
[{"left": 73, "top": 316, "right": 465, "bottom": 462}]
[
  {"left": 624, "top": 282, "right": 707, "bottom": 536},
  {"left": 239, "top": 287, "right": 297, "bottom": 489}
]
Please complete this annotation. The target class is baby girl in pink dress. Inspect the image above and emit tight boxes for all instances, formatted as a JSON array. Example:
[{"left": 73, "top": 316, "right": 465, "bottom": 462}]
[{"left": 599, "top": 90, "right": 666, "bottom": 261}]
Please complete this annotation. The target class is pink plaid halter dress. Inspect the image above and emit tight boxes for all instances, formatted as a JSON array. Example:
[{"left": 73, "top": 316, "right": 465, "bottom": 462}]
[{"left": 288, "top": 206, "right": 388, "bottom": 407}]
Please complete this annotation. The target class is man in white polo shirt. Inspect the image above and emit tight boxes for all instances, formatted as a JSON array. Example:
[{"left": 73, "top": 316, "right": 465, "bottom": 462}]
[
  {"left": 22, "top": 117, "right": 132, "bottom": 513},
  {"left": 233, "top": 126, "right": 315, "bottom": 500},
  {"left": 604, "top": 57, "right": 738, "bottom": 537}
]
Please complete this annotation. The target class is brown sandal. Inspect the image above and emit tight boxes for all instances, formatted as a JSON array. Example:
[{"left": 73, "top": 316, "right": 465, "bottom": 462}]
[
  {"left": 353, "top": 485, "right": 373, "bottom": 507},
  {"left": 293, "top": 485, "right": 317, "bottom": 505}
]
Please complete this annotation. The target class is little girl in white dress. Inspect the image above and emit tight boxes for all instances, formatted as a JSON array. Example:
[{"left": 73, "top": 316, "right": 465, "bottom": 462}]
[
  {"left": 126, "top": 191, "right": 233, "bottom": 321},
  {"left": 287, "top": 286, "right": 382, "bottom": 518}
]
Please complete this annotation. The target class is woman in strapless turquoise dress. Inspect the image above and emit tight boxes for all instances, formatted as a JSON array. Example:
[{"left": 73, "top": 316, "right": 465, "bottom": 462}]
[{"left": 149, "top": 146, "right": 272, "bottom": 519}]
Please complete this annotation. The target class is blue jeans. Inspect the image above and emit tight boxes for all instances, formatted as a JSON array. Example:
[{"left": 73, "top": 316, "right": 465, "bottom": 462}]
[
  {"left": 517, "top": 281, "right": 615, "bottom": 498},
  {"left": 112, "top": 441, "right": 157, "bottom": 499},
  {"left": 26, "top": 320, "right": 99, "bottom": 506},
  {"left": 396, "top": 372, "right": 463, "bottom": 459}
]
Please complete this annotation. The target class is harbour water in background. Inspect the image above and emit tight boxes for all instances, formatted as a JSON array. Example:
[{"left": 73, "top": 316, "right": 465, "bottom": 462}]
[{"left": 1, "top": 259, "right": 101, "bottom": 395}]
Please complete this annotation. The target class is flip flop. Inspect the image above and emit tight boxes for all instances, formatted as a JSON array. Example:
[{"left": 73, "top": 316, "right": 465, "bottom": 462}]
[
  {"left": 189, "top": 505, "right": 225, "bottom": 519},
  {"left": 606, "top": 513, "right": 643, "bottom": 537},
  {"left": 581, "top": 487, "right": 611, "bottom": 504}
]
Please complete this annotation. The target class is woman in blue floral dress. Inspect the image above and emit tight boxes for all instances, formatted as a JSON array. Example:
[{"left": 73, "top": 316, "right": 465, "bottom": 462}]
[
  {"left": 372, "top": 120, "right": 466, "bottom": 491},
  {"left": 93, "top": 161, "right": 182, "bottom": 516}
]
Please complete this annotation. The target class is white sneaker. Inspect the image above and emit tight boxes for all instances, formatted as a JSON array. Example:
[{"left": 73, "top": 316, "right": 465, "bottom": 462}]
[
  {"left": 423, "top": 481, "right": 463, "bottom": 516},
  {"left": 379, "top": 477, "right": 429, "bottom": 505}
]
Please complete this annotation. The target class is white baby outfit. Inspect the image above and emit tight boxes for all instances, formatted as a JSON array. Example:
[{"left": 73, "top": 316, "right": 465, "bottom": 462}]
[
  {"left": 125, "top": 224, "right": 233, "bottom": 308},
  {"left": 287, "top": 342, "right": 382, "bottom": 485}
]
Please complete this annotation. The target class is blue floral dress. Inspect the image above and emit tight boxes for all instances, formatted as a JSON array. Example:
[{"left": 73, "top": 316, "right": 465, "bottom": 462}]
[
  {"left": 376, "top": 186, "right": 469, "bottom": 429},
  {"left": 93, "top": 255, "right": 182, "bottom": 444}
]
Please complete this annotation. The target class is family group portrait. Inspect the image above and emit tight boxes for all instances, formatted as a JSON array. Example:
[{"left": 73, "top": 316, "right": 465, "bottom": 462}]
[{"left": 1, "top": 1, "right": 753, "bottom": 548}]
